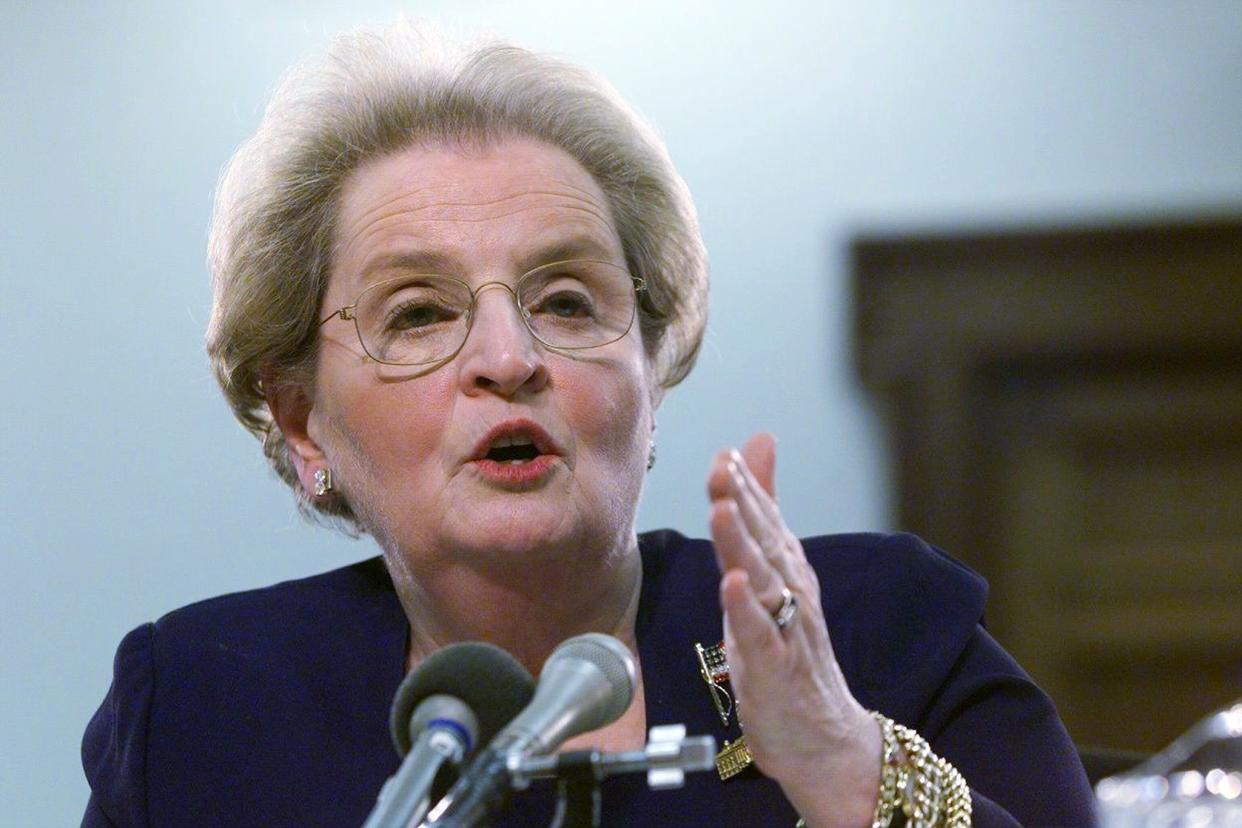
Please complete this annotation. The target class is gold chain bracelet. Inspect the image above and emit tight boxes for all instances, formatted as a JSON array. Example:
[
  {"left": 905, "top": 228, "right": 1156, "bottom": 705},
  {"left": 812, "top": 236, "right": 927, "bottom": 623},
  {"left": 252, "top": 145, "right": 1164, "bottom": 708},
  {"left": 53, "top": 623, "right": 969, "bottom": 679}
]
[
  {"left": 870, "top": 711, "right": 972, "bottom": 828},
  {"left": 793, "top": 713, "right": 971, "bottom": 828}
]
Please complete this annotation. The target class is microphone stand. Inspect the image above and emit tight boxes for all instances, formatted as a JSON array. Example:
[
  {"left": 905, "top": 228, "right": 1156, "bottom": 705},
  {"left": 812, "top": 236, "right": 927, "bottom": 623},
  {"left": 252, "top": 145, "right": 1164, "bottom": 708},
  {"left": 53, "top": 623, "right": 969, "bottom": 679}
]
[
  {"left": 508, "top": 725, "right": 717, "bottom": 828},
  {"left": 548, "top": 752, "right": 602, "bottom": 828},
  {"left": 420, "top": 726, "right": 714, "bottom": 828}
]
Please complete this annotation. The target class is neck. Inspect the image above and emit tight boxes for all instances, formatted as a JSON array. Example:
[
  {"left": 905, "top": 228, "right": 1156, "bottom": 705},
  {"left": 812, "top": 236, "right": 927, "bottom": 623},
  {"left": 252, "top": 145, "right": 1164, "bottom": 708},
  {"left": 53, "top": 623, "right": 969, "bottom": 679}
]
[{"left": 390, "top": 535, "right": 643, "bottom": 676}]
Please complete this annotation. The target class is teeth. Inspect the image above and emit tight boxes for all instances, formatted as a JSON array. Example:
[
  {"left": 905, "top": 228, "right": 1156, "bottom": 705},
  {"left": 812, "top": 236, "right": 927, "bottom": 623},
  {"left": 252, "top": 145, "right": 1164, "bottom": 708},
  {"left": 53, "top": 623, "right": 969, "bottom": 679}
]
[{"left": 490, "top": 435, "right": 535, "bottom": 449}]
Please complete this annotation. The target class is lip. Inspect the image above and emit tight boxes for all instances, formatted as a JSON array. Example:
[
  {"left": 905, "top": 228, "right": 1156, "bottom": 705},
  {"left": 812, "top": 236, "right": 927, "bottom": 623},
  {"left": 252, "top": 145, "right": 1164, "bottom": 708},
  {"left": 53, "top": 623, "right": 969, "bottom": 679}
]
[
  {"left": 469, "top": 418, "right": 562, "bottom": 462},
  {"left": 469, "top": 454, "right": 559, "bottom": 488},
  {"left": 466, "top": 418, "right": 564, "bottom": 489}
]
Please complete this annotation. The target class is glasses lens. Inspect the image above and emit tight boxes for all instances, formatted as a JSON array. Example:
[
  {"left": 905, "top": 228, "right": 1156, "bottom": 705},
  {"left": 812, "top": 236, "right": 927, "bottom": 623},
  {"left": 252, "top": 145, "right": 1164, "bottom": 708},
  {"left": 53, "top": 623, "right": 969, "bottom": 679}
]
[
  {"left": 354, "top": 275, "right": 472, "bottom": 365},
  {"left": 518, "top": 260, "right": 637, "bottom": 350}
]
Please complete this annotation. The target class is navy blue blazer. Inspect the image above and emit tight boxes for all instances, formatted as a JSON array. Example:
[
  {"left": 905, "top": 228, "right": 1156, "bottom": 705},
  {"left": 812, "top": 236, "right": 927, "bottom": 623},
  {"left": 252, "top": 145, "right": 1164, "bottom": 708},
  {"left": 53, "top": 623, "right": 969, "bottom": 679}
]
[{"left": 82, "top": 531, "right": 1095, "bottom": 826}]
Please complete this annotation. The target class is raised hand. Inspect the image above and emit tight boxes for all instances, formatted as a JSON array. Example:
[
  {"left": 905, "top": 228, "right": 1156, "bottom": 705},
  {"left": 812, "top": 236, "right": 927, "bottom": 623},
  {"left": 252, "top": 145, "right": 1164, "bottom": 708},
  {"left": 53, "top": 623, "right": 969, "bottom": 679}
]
[{"left": 707, "top": 433, "right": 881, "bottom": 828}]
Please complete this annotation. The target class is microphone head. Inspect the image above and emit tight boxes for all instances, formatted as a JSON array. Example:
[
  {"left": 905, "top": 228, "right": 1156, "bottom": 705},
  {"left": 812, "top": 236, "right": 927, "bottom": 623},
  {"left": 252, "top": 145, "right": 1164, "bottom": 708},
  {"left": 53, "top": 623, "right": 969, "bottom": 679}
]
[
  {"left": 422, "top": 634, "right": 638, "bottom": 825},
  {"left": 539, "top": 633, "right": 637, "bottom": 738},
  {"left": 389, "top": 641, "right": 535, "bottom": 756}
]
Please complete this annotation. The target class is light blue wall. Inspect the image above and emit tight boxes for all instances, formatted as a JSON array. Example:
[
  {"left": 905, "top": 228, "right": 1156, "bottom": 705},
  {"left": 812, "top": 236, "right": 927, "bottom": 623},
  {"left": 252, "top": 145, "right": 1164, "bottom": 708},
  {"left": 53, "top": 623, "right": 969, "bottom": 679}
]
[{"left": 4, "top": 2, "right": 1240, "bottom": 823}]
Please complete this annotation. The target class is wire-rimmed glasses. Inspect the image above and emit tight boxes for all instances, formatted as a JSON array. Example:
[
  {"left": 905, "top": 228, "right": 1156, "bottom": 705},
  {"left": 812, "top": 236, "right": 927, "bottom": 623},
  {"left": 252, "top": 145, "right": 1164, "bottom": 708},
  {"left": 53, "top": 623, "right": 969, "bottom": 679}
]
[{"left": 319, "top": 259, "right": 645, "bottom": 367}]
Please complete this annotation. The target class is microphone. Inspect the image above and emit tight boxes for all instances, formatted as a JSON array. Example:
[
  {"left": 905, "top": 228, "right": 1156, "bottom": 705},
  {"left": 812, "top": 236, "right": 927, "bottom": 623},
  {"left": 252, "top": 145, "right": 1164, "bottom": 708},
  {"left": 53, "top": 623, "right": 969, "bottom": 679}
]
[
  {"left": 423, "top": 633, "right": 637, "bottom": 827},
  {"left": 362, "top": 642, "right": 536, "bottom": 828}
]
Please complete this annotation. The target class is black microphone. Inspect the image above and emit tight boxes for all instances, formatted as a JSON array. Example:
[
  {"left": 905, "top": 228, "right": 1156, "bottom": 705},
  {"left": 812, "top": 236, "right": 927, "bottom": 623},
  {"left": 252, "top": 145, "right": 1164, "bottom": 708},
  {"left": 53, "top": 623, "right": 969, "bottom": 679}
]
[
  {"left": 362, "top": 642, "right": 536, "bottom": 828},
  {"left": 423, "top": 633, "right": 637, "bottom": 827}
]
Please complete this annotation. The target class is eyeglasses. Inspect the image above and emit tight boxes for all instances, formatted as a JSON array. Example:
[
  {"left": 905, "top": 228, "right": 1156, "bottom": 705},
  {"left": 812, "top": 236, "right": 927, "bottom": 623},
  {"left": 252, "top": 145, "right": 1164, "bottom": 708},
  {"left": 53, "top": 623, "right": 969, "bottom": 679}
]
[{"left": 319, "top": 259, "right": 645, "bottom": 367}]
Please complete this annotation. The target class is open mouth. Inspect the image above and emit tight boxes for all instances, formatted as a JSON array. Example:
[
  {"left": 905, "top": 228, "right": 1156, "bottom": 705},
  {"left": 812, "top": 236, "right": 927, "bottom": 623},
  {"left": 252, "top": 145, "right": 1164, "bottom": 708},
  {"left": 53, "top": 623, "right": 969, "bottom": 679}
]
[
  {"left": 471, "top": 420, "right": 560, "bottom": 471},
  {"left": 484, "top": 438, "right": 541, "bottom": 465}
]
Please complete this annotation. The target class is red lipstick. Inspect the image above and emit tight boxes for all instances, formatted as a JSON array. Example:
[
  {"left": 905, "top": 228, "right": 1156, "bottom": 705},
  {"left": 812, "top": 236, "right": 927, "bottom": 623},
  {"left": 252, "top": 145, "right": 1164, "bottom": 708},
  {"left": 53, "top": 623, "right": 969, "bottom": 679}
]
[{"left": 467, "top": 419, "right": 562, "bottom": 488}]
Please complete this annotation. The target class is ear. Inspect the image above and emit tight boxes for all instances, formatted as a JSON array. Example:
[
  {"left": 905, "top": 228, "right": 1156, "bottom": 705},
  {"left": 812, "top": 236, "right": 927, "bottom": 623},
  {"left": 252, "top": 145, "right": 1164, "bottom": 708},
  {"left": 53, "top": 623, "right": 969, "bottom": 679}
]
[
  {"left": 648, "top": 383, "right": 666, "bottom": 410},
  {"left": 645, "top": 361, "right": 666, "bottom": 411},
  {"left": 263, "top": 376, "right": 326, "bottom": 496}
]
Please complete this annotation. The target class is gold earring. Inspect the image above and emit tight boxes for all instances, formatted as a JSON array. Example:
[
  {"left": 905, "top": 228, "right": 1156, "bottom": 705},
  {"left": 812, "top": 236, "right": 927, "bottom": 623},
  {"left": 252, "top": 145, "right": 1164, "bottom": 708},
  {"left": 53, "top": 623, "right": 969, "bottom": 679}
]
[{"left": 313, "top": 467, "right": 333, "bottom": 496}]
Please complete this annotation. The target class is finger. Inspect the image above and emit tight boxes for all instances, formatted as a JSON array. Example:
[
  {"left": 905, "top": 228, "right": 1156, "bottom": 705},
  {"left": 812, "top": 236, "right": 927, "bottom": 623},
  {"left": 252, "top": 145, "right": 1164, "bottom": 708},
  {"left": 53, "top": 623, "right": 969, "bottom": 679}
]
[
  {"left": 727, "top": 453, "right": 824, "bottom": 617},
  {"left": 727, "top": 450, "right": 810, "bottom": 594},
  {"left": 707, "top": 433, "right": 775, "bottom": 503},
  {"left": 710, "top": 499, "right": 784, "bottom": 601},
  {"left": 720, "top": 568, "right": 782, "bottom": 654},
  {"left": 730, "top": 446, "right": 787, "bottom": 535},
  {"left": 725, "top": 454, "right": 791, "bottom": 572},
  {"left": 740, "top": 432, "right": 776, "bottom": 498},
  {"left": 706, "top": 447, "right": 735, "bottom": 502},
  {"left": 707, "top": 439, "right": 796, "bottom": 610}
]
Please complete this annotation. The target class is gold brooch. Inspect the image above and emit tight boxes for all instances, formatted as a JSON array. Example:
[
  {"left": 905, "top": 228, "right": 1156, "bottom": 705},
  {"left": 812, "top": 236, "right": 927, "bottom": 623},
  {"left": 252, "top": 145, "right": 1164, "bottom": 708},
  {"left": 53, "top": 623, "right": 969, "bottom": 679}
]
[
  {"left": 713, "top": 736, "right": 753, "bottom": 780},
  {"left": 693, "top": 640, "right": 753, "bottom": 780},
  {"left": 694, "top": 641, "right": 733, "bottom": 727}
]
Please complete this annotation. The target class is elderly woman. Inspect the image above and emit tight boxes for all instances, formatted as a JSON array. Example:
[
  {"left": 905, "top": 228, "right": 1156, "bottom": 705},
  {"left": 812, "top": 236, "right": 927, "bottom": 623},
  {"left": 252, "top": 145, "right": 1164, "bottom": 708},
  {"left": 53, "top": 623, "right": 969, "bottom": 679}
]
[{"left": 81, "top": 23, "right": 1094, "bottom": 828}]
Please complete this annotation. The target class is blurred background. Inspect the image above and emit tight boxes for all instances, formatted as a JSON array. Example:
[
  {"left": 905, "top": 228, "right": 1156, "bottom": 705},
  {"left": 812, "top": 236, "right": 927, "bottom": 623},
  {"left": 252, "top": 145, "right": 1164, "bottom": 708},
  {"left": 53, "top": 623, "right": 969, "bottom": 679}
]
[{"left": 3, "top": 1, "right": 1240, "bottom": 823}]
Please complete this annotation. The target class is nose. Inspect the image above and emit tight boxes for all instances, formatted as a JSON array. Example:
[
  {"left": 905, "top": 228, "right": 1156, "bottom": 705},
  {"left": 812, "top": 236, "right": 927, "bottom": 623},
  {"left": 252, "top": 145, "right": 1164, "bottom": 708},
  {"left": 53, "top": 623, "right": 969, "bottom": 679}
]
[{"left": 456, "top": 283, "right": 549, "bottom": 398}]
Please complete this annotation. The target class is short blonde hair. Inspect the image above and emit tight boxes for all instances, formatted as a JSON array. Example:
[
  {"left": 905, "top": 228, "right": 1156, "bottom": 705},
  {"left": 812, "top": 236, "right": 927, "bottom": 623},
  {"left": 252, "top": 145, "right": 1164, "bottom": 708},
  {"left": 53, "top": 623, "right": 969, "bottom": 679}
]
[{"left": 206, "top": 21, "right": 708, "bottom": 528}]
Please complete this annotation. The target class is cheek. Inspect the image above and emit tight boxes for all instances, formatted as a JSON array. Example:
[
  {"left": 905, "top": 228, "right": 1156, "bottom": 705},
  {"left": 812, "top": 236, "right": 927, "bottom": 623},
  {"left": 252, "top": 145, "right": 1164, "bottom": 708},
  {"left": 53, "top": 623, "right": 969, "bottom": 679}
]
[
  {"left": 312, "top": 370, "right": 455, "bottom": 493},
  {"left": 558, "top": 357, "right": 652, "bottom": 466}
]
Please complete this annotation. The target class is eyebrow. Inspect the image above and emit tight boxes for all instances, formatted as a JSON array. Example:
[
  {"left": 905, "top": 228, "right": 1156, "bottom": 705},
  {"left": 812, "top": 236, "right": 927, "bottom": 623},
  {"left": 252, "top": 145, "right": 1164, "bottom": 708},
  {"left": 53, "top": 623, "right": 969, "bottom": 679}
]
[
  {"left": 357, "top": 236, "right": 622, "bottom": 285},
  {"left": 358, "top": 251, "right": 458, "bottom": 282},
  {"left": 516, "top": 237, "right": 620, "bottom": 273}
]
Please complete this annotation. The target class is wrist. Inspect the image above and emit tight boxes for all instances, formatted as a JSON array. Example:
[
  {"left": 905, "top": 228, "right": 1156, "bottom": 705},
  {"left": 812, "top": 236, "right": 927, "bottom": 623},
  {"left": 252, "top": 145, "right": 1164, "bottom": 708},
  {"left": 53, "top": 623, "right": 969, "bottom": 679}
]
[
  {"left": 782, "top": 711, "right": 882, "bottom": 828},
  {"left": 788, "top": 712, "right": 973, "bottom": 828}
]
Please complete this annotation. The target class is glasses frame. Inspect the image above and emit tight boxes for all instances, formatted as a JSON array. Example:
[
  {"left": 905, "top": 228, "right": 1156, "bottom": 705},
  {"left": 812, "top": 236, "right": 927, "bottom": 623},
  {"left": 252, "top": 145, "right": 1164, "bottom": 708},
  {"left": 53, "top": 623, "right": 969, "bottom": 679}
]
[{"left": 318, "top": 258, "right": 646, "bottom": 367}]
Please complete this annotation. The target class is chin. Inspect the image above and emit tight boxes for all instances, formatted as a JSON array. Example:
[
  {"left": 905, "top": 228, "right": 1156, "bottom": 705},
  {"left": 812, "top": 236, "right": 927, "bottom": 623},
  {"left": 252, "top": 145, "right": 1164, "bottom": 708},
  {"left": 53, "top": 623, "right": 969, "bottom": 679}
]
[{"left": 444, "top": 498, "right": 587, "bottom": 561}]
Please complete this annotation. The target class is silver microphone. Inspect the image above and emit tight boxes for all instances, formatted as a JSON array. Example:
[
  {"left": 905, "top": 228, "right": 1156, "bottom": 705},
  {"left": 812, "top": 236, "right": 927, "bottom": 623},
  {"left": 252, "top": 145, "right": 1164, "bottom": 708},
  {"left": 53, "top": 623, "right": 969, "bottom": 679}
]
[
  {"left": 362, "top": 694, "right": 478, "bottom": 828},
  {"left": 362, "top": 641, "right": 535, "bottom": 828},
  {"left": 423, "top": 633, "right": 637, "bottom": 827}
]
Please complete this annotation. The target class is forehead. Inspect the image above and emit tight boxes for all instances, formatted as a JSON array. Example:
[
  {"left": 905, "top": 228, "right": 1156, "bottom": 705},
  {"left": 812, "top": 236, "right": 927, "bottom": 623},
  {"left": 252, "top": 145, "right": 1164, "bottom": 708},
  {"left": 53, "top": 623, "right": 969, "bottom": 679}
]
[{"left": 332, "top": 138, "right": 624, "bottom": 290}]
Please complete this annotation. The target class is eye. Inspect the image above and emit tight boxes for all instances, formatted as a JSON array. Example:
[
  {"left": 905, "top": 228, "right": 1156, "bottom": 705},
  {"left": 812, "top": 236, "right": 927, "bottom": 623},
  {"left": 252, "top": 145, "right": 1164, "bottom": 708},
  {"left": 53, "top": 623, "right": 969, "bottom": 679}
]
[
  {"left": 387, "top": 299, "right": 459, "bottom": 331},
  {"left": 524, "top": 268, "right": 600, "bottom": 322},
  {"left": 537, "top": 288, "right": 595, "bottom": 319}
]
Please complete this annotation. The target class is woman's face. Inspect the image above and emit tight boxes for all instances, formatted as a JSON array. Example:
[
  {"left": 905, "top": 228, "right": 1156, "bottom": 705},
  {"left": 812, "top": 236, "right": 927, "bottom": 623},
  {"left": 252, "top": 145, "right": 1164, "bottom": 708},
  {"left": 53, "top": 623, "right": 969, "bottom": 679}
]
[{"left": 296, "top": 138, "right": 655, "bottom": 573}]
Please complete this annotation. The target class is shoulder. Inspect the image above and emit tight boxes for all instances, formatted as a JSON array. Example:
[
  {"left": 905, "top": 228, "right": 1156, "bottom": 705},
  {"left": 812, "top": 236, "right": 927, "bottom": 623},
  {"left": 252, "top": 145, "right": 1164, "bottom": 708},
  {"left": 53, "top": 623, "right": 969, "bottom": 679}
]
[
  {"left": 139, "top": 555, "right": 407, "bottom": 738},
  {"left": 85, "top": 556, "right": 402, "bottom": 734},
  {"left": 798, "top": 534, "right": 991, "bottom": 719},
  {"left": 155, "top": 555, "right": 397, "bottom": 626},
  {"left": 82, "top": 557, "right": 406, "bottom": 826},
  {"left": 136, "top": 556, "right": 406, "bottom": 690},
  {"left": 800, "top": 531, "right": 987, "bottom": 602},
  {"left": 82, "top": 621, "right": 155, "bottom": 827}
]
